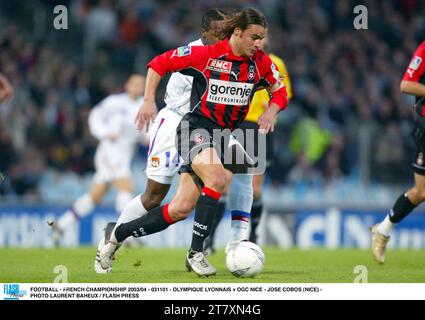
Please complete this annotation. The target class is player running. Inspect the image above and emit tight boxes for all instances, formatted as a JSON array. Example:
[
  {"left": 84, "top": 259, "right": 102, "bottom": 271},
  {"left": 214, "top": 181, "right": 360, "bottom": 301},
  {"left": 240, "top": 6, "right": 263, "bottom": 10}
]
[
  {"left": 97, "top": 8, "right": 288, "bottom": 276},
  {"left": 48, "top": 74, "right": 148, "bottom": 246},
  {"left": 204, "top": 35, "right": 293, "bottom": 253},
  {"left": 371, "top": 40, "right": 425, "bottom": 264},
  {"left": 95, "top": 9, "right": 254, "bottom": 275}
]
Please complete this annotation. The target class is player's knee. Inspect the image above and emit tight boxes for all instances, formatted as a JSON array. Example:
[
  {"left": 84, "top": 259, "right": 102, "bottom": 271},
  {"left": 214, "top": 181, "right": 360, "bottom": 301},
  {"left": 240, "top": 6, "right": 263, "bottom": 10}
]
[
  {"left": 411, "top": 187, "right": 425, "bottom": 202},
  {"left": 169, "top": 199, "right": 196, "bottom": 221},
  {"left": 141, "top": 191, "right": 166, "bottom": 210},
  {"left": 205, "top": 171, "right": 227, "bottom": 193},
  {"left": 253, "top": 188, "right": 262, "bottom": 201}
]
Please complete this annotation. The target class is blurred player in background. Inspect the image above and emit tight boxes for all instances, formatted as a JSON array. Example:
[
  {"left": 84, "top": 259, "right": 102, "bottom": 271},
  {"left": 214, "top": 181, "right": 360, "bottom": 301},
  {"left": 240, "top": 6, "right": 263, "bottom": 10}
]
[
  {"left": 0, "top": 73, "right": 13, "bottom": 102},
  {"left": 204, "top": 35, "right": 292, "bottom": 254},
  {"left": 371, "top": 40, "right": 425, "bottom": 264},
  {"left": 48, "top": 74, "right": 148, "bottom": 246},
  {"left": 95, "top": 9, "right": 255, "bottom": 275}
]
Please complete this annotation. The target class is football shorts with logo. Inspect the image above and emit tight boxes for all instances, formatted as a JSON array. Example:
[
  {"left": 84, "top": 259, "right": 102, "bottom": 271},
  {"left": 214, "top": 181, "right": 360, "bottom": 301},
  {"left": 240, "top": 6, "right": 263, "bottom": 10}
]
[
  {"left": 146, "top": 108, "right": 184, "bottom": 184},
  {"left": 176, "top": 113, "right": 254, "bottom": 174}
]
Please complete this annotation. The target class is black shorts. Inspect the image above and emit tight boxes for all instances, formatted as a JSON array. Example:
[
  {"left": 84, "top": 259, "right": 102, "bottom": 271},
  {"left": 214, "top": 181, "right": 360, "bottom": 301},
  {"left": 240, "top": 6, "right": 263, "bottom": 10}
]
[
  {"left": 412, "top": 116, "right": 425, "bottom": 175},
  {"left": 235, "top": 121, "right": 275, "bottom": 169},
  {"left": 176, "top": 113, "right": 232, "bottom": 173}
]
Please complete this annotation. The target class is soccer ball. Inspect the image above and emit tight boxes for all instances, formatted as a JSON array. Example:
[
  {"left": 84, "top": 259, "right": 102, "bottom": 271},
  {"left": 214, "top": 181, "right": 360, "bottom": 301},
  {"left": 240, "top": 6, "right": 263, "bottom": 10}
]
[{"left": 226, "top": 241, "right": 265, "bottom": 278}]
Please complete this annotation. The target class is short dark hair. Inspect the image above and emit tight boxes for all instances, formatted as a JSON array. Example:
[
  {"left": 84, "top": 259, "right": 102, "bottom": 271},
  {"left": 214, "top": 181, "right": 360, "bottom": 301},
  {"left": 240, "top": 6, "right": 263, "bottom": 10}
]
[
  {"left": 218, "top": 8, "right": 267, "bottom": 40},
  {"left": 201, "top": 8, "right": 227, "bottom": 31}
]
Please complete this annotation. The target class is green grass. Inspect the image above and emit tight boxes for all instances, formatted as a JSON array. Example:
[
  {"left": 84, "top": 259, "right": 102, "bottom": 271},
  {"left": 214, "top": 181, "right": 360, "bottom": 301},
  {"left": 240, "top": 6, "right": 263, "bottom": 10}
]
[{"left": 1, "top": 247, "right": 424, "bottom": 283}]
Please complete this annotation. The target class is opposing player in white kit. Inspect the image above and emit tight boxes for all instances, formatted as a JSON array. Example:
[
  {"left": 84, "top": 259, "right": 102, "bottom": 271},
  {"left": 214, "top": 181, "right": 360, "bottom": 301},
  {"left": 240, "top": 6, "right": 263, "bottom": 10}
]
[
  {"left": 95, "top": 9, "right": 254, "bottom": 275},
  {"left": 49, "top": 74, "right": 148, "bottom": 246}
]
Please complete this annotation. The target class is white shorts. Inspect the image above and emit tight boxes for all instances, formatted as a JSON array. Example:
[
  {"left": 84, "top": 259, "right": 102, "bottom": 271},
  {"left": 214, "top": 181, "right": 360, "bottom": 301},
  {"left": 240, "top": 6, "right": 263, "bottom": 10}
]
[
  {"left": 93, "top": 147, "right": 132, "bottom": 184},
  {"left": 146, "top": 108, "right": 184, "bottom": 184}
]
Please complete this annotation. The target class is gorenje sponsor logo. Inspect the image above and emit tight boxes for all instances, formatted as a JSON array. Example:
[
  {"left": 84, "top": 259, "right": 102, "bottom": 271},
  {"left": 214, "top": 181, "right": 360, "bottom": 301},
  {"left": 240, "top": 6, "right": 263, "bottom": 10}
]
[{"left": 207, "top": 79, "right": 253, "bottom": 106}]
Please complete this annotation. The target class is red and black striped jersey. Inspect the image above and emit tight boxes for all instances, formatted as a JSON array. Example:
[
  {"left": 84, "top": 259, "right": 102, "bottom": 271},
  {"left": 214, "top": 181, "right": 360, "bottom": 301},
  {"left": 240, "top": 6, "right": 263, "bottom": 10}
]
[
  {"left": 402, "top": 41, "right": 425, "bottom": 116},
  {"left": 148, "top": 39, "right": 288, "bottom": 130}
]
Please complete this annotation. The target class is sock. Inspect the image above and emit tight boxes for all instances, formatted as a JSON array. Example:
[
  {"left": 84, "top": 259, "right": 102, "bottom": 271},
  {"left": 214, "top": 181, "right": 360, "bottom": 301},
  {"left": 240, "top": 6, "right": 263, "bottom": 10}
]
[
  {"left": 115, "top": 191, "right": 133, "bottom": 214},
  {"left": 388, "top": 192, "right": 417, "bottom": 224},
  {"left": 114, "top": 204, "right": 174, "bottom": 242},
  {"left": 230, "top": 210, "right": 250, "bottom": 242},
  {"left": 377, "top": 215, "right": 395, "bottom": 237},
  {"left": 205, "top": 199, "right": 226, "bottom": 249},
  {"left": 116, "top": 194, "right": 148, "bottom": 225},
  {"left": 249, "top": 197, "right": 263, "bottom": 243},
  {"left": 190, "top": 187, "right": 221, "bottom": 254},
  {"left": 228, "top": 174, "right": 253, "bottom": 243},
  {"left": 58, "top": 194, "right": 95, "bottom": 230}
]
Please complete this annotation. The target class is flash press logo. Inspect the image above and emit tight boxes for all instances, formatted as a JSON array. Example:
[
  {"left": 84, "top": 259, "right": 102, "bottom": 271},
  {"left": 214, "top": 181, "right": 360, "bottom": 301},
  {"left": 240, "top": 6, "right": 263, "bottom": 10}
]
[{"left": 3, "top": 284, "right": 27, "bottom": 300}]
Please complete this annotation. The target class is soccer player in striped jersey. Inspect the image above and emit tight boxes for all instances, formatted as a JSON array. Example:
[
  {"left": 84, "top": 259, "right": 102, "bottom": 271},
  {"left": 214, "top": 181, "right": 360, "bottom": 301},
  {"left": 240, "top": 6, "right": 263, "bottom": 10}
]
[
  {"left": 204, "top": 35, "right": 293, "bottom": 254},
  {"left": 371, "top": 40, "right": 425, "bottom": 264},
  {"left": 98, "top": 8, "right": 288, "bottom": 276}
]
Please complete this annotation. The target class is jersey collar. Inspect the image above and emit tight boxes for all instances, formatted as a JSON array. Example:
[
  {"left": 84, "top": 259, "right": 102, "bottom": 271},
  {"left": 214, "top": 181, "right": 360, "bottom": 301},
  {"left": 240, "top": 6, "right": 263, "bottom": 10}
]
[{"left": 223, "top": 38, "right": 248, "bottom": 61}]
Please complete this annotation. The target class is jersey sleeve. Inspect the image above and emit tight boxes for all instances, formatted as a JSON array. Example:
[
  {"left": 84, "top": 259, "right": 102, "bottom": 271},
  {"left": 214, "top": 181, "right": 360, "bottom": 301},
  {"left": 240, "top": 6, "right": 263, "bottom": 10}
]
[
  {"left": 147, "top": 45, "right": 209, "bottom": 77},
  {"left": 259, "top": 53, "right": 288, "bottom": 111},
  {"left": 270, "top": 54, "right": 293, "bottom": 100},
  {"left": 402, "top": 41, "right": 425, "bottom": 82}
]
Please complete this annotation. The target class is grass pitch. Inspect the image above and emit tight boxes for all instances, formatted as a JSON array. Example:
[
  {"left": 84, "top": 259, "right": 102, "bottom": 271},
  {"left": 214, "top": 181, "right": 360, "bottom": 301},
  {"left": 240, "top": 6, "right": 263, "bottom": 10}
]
[{"left": 1, "top": 247, "right": 424, "bottom": 283}]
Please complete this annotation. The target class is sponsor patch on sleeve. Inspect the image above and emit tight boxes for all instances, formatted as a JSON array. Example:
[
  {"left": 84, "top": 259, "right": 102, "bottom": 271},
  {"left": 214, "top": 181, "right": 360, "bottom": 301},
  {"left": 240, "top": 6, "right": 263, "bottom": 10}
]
[
  {"left": 409, "top": 56, "right": 422, "bottom": 70},
  {"left": 177, "top": 46, "right": 191, "bottom": 57},
  {"left": 271, "top": 63, "right": 282, "bottom": 85}
]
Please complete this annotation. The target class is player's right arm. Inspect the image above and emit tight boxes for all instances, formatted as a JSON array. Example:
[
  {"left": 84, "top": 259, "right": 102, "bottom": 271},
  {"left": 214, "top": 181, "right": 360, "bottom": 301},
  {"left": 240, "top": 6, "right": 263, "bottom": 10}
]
[
  {"left": 401, "top": 41, "right": 425, "bottom": 97},
  {"left": 136, "top": 45, "right": 210, "bottom": 131},
  {"left": 135, "top": 67, "right": 160, "bottom": 132}
]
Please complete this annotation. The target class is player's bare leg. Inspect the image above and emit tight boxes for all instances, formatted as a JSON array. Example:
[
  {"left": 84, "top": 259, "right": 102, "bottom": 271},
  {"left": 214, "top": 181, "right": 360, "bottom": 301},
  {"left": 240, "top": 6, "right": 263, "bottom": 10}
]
[
  {"left": 371, "top": 173, "right": 425, "bottom": 263},
  {"left": 95, "top": 178, "right": 171, "bottom": 273},
  {"left": 98, "top": 174, "right": 198, "bottom": 273}
]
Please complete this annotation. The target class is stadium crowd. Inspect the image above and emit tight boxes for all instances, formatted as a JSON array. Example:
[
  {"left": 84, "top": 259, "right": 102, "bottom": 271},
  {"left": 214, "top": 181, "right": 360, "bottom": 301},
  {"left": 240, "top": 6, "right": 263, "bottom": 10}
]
[{"left": 0, "top": 0, "right": 424, "bottom": 202}]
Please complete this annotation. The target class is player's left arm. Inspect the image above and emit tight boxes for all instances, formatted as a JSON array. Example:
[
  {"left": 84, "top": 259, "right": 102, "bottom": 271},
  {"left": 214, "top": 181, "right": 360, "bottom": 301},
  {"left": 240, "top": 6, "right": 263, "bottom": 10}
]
[
  {"left": 401, "top": 41, "right": 425, "bottom": 97},
  {"left": 257, "top": 56, "right": 288, "bottom": 134}
]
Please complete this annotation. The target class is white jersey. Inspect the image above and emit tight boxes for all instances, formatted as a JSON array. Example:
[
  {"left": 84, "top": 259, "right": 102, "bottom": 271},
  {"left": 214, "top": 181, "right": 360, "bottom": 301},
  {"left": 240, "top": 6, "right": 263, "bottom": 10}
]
[
  {"left": 89, "top": 93, "right": 145, "bottom": 183},
  {"left": 146, "top": 39, "right": 203, "bottom": 184},
  {"left": 163, "top": 39, "right": 203, "bottom": 116}
]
